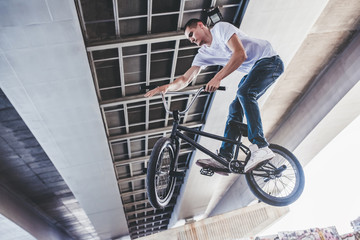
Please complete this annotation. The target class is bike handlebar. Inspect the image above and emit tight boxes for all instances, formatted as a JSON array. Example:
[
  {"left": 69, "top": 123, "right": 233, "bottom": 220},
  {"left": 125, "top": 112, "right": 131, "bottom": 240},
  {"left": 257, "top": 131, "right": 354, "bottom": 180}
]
[
  {"left": 142, "top": 85, "right": 226, "bottom": 116},
  {"left": 140, "top": 85, "right": 226, "bottom": 91}
]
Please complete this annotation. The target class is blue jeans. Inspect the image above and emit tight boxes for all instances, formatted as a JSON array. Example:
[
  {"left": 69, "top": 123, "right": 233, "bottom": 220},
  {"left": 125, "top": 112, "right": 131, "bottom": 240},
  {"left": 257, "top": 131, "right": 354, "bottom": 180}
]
[{"left": 220, "top": 55, "right": 284, "bottom": 157}]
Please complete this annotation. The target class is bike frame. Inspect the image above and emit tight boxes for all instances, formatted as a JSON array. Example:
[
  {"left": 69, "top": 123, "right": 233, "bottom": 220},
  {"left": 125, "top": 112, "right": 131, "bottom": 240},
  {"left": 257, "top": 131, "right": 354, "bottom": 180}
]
[
  {"left": 175, "top": 124, "right": 249, "bottom": 166},
  {"left": 162, "top": 88, "right": 250, "bottom": 168}
]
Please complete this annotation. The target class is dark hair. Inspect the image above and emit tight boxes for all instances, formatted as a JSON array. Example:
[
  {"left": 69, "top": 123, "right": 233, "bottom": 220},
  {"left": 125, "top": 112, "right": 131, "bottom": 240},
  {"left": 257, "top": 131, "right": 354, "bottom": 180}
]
[{"left": 184, "top": 18, "right": 205, "bottom": 30}]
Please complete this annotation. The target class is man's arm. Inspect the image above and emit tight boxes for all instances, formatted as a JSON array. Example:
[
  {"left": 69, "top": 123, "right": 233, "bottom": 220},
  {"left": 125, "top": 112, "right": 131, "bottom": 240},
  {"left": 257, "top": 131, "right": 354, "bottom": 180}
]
[
  {"left": 205, "top": 34, "right": 247, "bottom": 92},
  {"left": 144, "top": 65, "right": 201, "bottom": 97}
]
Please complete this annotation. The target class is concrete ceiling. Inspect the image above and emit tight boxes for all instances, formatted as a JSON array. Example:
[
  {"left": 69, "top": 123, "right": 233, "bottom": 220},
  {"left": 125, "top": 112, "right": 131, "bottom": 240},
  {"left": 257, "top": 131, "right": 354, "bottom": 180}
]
[{"left": 0, "top": 0, "right": 359, "bottom": 240}]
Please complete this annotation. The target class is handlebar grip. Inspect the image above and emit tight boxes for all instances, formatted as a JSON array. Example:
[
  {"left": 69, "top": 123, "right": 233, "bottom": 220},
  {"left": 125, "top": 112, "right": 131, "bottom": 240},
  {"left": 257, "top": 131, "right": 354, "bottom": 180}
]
[{"left": 202, "top": 85, "right": 226, "bottom": 91}]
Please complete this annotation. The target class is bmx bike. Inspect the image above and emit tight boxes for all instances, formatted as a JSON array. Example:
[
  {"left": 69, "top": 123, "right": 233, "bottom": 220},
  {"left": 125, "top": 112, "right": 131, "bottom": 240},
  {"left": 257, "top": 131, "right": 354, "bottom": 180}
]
[{"left": 144, "top": 86, "right": 304, "bottom": 209}]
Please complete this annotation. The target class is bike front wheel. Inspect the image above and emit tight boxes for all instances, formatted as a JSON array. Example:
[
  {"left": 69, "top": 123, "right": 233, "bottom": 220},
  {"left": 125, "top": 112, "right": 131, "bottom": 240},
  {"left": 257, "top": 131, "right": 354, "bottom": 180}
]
[
  {"left": 147, "top": 137, "right": 177, "bottom": 209},
  {"left": 245, "top": 144, "right": 305, "bottom": 206}
]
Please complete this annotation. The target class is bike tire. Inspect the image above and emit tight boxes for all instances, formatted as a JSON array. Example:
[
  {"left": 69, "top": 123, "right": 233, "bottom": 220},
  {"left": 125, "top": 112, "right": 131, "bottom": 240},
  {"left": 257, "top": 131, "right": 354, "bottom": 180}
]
[
  {"left": 146, "top": 137, "right": 177, "bottom": 209},
  {"left": 245, "top": 144, "right": 305, "bottom": 206}
]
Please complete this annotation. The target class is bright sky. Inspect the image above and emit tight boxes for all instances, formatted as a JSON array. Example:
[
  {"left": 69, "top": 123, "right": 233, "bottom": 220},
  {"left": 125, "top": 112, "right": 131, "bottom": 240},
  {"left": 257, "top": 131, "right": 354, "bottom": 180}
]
[{"left": 260, "top": 115, "right": 360, "bottom": 236}]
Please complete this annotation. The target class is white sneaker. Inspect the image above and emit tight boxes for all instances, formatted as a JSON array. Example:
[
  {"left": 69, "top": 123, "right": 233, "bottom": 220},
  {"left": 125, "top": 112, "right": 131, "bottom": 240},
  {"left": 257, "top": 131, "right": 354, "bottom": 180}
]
[{"left": 244, "top": 144, "right": 275, "bottom": 173}]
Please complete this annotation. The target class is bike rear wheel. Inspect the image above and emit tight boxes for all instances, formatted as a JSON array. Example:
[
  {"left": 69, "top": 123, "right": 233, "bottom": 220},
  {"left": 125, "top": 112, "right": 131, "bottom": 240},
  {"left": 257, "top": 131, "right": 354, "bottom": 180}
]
[
  {"left": 147, "top": 137, "right": 177, "bottom": 209},
  {"left": 245, "top": 144, "right": 305, "bottom": 206}
]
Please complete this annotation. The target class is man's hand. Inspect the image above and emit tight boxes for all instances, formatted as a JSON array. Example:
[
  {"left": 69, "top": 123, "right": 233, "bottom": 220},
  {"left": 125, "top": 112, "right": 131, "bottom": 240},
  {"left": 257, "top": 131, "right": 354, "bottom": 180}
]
[
  {"left": 205, "top": 77, "right": 221, "bottom": 92},
  {"left": 144, "top": 85, "right": 168, "bottom": 98}
]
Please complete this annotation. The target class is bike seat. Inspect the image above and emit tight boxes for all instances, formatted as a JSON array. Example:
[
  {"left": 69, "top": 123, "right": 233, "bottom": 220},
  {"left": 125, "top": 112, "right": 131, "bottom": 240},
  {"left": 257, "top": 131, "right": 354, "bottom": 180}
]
[{"left": 229, "top": 120, "right": 248, "bottom": 137}]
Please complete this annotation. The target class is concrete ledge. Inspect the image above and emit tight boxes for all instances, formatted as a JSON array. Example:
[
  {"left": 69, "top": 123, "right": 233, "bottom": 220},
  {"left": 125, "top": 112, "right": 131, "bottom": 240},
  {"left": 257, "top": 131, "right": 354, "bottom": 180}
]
[{"left": 139, "top": 203, "right": 288, "bottom": 240}]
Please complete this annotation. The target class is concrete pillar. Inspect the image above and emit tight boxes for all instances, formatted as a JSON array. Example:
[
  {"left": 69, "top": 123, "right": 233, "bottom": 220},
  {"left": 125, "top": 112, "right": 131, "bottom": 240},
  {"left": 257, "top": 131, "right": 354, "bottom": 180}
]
[{"left": 269, "top": 31, "right": 360, "bottom": 157}]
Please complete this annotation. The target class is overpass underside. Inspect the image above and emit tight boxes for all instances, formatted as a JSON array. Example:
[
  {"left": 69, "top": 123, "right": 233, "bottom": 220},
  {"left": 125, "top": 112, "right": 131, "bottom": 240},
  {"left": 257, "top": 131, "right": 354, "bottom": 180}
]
[{"left": 0, "top": 0, "right": 359, "bottom": 239}]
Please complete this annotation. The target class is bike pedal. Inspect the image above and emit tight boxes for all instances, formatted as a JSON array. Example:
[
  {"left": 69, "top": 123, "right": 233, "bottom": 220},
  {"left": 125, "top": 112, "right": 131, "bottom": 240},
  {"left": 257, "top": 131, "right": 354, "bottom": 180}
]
[{"left": 200, "top": 168, "right": 214, "bottom": 177}]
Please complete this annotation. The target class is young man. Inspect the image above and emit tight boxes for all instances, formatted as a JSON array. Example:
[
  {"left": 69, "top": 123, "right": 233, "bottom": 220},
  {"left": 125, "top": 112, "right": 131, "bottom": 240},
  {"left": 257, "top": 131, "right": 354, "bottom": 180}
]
[{"left": 144, "top": 19, "right": 284, "bottom": 173}]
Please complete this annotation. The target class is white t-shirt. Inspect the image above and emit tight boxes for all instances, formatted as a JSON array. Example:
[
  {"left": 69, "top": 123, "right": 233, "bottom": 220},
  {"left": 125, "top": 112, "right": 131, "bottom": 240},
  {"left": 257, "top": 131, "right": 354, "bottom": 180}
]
[{"left": 192, "top": 21, "right": 277, "bottom": 73}]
